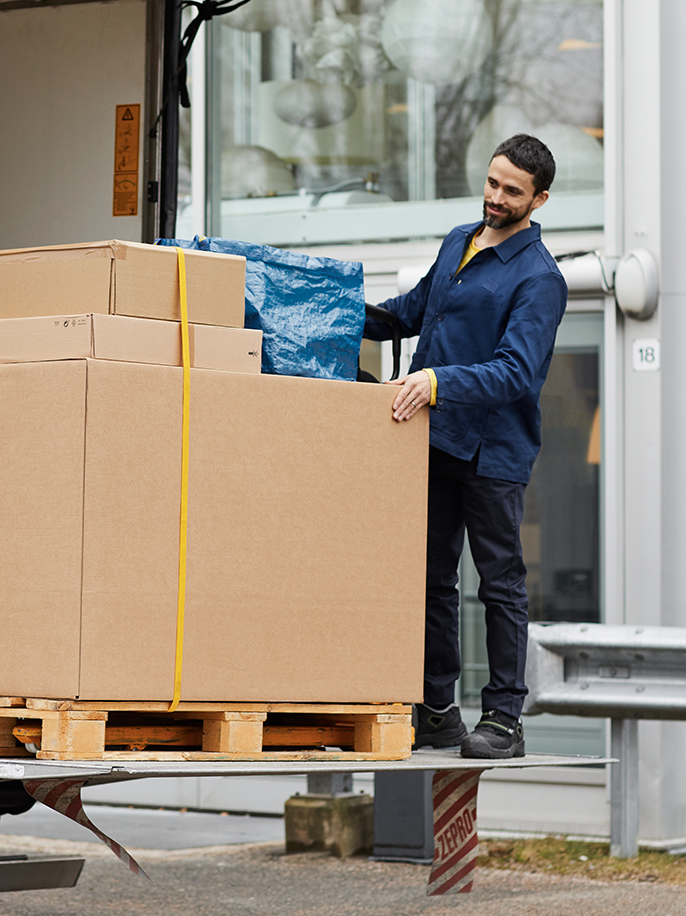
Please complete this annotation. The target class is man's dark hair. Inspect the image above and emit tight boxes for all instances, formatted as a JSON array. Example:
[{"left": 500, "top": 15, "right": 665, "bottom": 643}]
[{"left": 491, "top": 134, "right": 556, "bottom": 196}]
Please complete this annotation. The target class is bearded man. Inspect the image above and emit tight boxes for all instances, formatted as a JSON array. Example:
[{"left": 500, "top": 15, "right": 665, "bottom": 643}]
[{"left": 365, "top": 134, "right": 567, "bottom": 758}]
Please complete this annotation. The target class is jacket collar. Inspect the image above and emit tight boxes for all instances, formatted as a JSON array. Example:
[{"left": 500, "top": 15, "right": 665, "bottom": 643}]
[{"left": 456, "top": 220, "right": 542, "bottom": 263}]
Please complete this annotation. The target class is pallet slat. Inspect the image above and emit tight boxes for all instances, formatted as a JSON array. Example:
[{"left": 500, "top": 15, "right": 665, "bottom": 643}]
[
  {"left": 24, "top": 699, "right": 408, "bottom": 714},
  {"left": 98, "top": 750, "right": 407, "bottom": 762}
]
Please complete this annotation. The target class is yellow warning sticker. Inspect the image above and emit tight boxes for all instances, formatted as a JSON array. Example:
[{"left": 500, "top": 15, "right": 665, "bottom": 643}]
[{"left": 113, "top": 104, "right": 141, "bottom": 217}]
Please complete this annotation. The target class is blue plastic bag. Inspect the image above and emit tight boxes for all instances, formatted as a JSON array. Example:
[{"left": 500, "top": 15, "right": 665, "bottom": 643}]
[{"left": 157, "top": 236, "right": 365, "bottom": 381}]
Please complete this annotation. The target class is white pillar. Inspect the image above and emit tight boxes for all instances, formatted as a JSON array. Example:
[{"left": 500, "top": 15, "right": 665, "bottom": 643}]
[
  {"left": 620, "top": 0, "right": 662, "bottom": 631},
  {"left": 614, "top": 0, "right": 663, "bottom": 840},
  {"left": 602, "top": 0, "right": 624, "bottom": 626},
  {"left": 612, "top": 0, "right": 686, "bottom": 845},
  {"left": 657, "top": 0, "right": 686, "bottom": 844}
]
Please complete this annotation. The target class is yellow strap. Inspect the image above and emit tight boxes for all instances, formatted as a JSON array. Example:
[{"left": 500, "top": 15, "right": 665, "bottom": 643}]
[
  {"left": 169, "top": 247, "right": 191, "bottom": 712},
  {"left": 423, "top": 368, "right": 438, "bottom": 406}
]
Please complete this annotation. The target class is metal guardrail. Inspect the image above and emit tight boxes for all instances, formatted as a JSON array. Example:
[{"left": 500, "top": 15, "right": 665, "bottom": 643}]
[
  {"left": 524, "top": 623, "right": 686, "bottom": 857},
  {"left": 525, "top": 622, "right": 686, "bottom": 718}
]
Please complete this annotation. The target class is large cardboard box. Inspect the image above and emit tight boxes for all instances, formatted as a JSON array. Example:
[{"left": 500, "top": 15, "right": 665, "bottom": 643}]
[
  {"left": 0, "top": 240, "right": 245, "bottom": 328},
  {"left": 0, "top": 361, "right": 428, "bottom": 703},
  {"left": 0, "top": 314, "right": 262, "bottom": 373}
]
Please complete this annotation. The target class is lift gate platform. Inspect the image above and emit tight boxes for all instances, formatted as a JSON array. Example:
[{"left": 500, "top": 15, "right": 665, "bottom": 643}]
[{"left": 0, "top": 751, "right": 612, "bottom": 896}]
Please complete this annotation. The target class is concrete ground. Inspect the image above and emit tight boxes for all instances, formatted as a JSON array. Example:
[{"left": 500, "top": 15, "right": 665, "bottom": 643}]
[{"left": 0, "top": 804, "right": 685, "bottom": 915}]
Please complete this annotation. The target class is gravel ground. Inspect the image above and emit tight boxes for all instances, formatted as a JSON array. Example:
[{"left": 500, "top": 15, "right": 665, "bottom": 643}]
[{"left": 0, "top": 838, "right": 685, "bottom": 916}]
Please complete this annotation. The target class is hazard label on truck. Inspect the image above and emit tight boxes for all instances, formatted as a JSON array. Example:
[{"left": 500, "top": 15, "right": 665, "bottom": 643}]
[{"left": 113, "top": 104, "right": 140, "bottom": 216}]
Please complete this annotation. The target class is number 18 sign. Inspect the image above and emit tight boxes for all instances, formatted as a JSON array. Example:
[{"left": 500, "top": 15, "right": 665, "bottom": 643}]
[{"left": 633, "top": 338, "right": 660, "bottom": 371}]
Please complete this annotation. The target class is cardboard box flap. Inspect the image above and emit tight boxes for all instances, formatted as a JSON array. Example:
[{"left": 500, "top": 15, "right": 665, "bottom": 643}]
[{"left": 0, "top": 241, "right": 116, "bottom": 263}]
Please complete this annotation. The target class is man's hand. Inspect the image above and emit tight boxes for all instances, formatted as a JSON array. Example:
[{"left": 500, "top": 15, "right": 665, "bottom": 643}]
[{"left": 386, "top": 371, "right": 431, "bottom": 421}]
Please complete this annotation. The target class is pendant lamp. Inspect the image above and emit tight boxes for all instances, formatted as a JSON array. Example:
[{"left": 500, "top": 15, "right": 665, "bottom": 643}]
[
  {"left": 273, "top": 79, "right": 357, "bottom": 129},
  {"left": 221, "top": 145, "right": 295, "bottom": 198},
  {"left": 380, "top": 0, "right": 492, "bottom": 85}
]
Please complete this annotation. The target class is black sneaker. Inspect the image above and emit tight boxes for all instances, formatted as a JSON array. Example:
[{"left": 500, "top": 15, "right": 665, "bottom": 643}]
[
  {"left": 460, "top": 709, "right": 525, "bottom": 759},
  {"left": 413, "top": 704, "right": 468, "bottom": 749}
]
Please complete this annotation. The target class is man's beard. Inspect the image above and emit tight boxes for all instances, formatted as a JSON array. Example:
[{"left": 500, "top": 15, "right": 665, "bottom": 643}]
[{"left": 482, "top": 200, "right": 530, "bottom": 230}]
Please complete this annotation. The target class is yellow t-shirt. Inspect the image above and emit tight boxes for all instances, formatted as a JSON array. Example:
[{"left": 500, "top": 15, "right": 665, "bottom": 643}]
[{"left": 457, "top": 233, "right": 482, "bottom": 273}]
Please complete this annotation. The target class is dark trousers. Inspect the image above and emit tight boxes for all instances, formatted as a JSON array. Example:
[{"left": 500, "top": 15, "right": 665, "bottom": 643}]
[{"left": 424, "top": 446, "right": 529, "bottom": 718}]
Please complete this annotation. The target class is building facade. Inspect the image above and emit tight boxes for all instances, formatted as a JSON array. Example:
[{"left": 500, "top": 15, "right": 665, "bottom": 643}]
[{"left": 1, "top": 0, "right": 685, "bottom": 844}]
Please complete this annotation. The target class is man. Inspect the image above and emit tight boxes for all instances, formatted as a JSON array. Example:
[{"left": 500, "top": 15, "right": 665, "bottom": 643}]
[{"left": 365, "top": 134, "right": 567, "bottom": 758}]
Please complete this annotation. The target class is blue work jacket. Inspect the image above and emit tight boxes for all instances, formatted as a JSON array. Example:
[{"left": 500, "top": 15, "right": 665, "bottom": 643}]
[{"left": 366, "top": 221, "right": 568, "bottom": 484}]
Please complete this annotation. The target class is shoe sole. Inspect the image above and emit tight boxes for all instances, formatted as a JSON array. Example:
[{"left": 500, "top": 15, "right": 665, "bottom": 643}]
[
  {"left": 460, "top": 738, "right": 525, "bottom": 759},
  {"left": 413, "top": 725, "right": 468, "bottom": 750}
]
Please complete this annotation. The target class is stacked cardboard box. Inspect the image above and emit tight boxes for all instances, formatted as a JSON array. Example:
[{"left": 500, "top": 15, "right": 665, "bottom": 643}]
[
  {"left": 0, "top": 241, "right": 429, "bottom": 704},
  {"left": 0, "top": 313, "right": 262, "bottom": 372},
  {"left": 0, "top": 239, "right": 245, "bottom": 326}
]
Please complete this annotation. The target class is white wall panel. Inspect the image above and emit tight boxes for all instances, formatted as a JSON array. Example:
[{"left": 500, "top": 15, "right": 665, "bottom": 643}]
[{"left": 0, "top": 0, "right": 147, "bottom": 248}]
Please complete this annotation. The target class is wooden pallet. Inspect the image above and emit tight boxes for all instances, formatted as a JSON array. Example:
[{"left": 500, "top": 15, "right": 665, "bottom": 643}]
[{"left": 0, "top": 700, "right": 412, "bottom": 762}]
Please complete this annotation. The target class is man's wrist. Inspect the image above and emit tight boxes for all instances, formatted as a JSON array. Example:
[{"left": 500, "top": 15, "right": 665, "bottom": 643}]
[{"left": 423, "top": 368, "right": 437, "bottom": 406}]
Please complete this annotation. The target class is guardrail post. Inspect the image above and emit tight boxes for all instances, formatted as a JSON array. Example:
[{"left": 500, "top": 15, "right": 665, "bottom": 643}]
[{"left": 610, "top": 718, "right": 639, "bottom": 858}]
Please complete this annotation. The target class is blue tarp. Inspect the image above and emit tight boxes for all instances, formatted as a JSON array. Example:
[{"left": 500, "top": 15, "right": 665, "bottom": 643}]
[{"left": 157, "top": 236, "right": 366, "bottom": 381}]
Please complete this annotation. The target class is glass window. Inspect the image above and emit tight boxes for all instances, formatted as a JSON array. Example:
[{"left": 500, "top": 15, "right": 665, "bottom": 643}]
[
  {"left": 459, "top": 312, "right": 604, "bottom": 753},
  {"left": 178, "top": 0, "right": 604, "bottom": 244},
  {"left": 525, "top": 355, "right": 600, "bottom": 625}
]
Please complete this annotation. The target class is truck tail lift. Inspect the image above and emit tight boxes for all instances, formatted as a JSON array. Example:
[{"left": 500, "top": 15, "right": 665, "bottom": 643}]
[{"left": 0, "top": 750, "right": 612, "bottom": 895}]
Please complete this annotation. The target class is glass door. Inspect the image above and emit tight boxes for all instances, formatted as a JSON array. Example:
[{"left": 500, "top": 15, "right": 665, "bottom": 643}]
[{"left": 459, "top": 312, "right": 605, "bottom": 755}]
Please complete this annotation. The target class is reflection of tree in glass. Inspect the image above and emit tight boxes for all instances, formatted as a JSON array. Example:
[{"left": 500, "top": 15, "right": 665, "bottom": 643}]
[
  {"left": 207, "top": 0, "right": 603, "bottom": 206},
  {"left": 434, "top": 0, "right": 603, "bottom": 199}
]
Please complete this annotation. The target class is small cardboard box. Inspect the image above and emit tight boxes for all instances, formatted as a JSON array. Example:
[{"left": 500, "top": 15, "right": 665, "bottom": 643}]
[
  {"left": 0, "top": 314, "right": 262, "bottom": 373},
  {"left": 0, "top": 240, "right": 245, "bottom": 328},
  {"left": 0, "top": 360, "right": 428, "bottom": 703}
]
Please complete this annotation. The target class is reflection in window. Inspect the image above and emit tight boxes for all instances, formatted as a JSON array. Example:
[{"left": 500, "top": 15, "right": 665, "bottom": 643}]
[
  {"left": 198, "top": 0, "right": 603, "bottom": 232},
  {"left": 460, "top": 322, "right": 601, "bottom": 707},
  {"left": 524, "top": 350, "right": 600, "bottom": 624}
]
